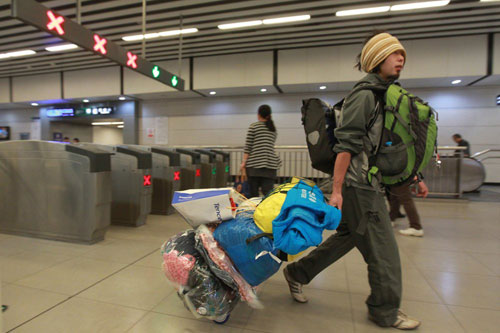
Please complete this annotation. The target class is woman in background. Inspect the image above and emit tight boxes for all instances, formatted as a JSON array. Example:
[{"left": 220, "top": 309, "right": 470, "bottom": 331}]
[{"left": 240, "top": 104, "right": 281, "bottom": 197}]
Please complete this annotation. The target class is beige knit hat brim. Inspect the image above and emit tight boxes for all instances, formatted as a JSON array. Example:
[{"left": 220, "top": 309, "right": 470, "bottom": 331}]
[{"left": 361, "top": 33, "right": 406, "bottom": 73}]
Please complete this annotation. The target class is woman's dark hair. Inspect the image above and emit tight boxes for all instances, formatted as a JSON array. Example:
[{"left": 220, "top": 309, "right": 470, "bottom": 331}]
[
  {"left": 258, "top": 104, "right": 276, "bottom": 132},
  {"left": 355, "top": 29, "right": 387, "bottom": 73}
]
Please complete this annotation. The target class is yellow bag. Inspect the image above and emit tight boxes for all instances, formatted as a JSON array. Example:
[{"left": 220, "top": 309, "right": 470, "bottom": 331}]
[{"left": 254, "top": 177, "right": 315, "bottom": 261}]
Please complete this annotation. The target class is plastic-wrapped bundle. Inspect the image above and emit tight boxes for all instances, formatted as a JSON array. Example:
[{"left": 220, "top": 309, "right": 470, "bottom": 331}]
[
  {"left": 178, "top": 260, "right": 239, "bottom": 320},
  {"left": 213, "top": 211, "right": 282, "bottom": 286},
  {"left": 161, "top": 230, "right": 201, "bottom": 288},
  {"left": 161, "top": 229, "right": 239, "bottom": 320},
  {"left": 195, "top": 225, "right": 262, "bottom": 308}
]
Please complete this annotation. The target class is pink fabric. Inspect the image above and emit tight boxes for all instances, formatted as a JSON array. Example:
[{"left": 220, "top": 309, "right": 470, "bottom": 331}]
[
  {"left": 198, "top": 229, "right": 261, "bottom": 308},
  {"left": 162, "top": 250, "right": 196, "bottom": 286}
]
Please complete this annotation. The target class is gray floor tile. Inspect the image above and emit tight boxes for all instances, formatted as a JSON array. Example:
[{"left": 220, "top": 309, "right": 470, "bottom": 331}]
[
  {"left": 244, "top": 282, "right": 354, "bottom": 333},
  {"left": 12, "top": 297, "right": 146, "bottom": 333},
  {"left": 448, "top": 305, "right": 500, "bottom": 333},
  {"left": 422, "top": 270, "right": 500, "bottom": 310},
  {"left": 78, "top": 265, "right": 173, "bottom": 311},
  {"left": 2, "top": 284, "right": 68, "bottom": 332},
  {"left": 127, "top": 312, "right": 244, "bottom": 333},
  {"left": 14, "top": 257, "right": 126, "bottom": 295}
]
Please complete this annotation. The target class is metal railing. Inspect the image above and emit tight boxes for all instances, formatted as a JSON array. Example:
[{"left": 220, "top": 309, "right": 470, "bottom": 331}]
[
  {"left": 180, "top": 145, "right": 487, "bottom": 198},
  {"left": 218, "top": 146, "right": 329, "bottom": 182},
  {"left": 471, "top": 149, "right": 500, "bottom": 162}
]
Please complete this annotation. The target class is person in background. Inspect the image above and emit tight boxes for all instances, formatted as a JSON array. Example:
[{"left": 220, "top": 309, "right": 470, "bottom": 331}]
[
  {"left": 240, "top": 104, "right": 281, "bottom": 198},
  {"left": 282, "top": 31, "right": 421, "bottom": 330},
  {"left": 387, "top": 179, "right": 429, "bottom": 237},
  {"left": 72, "top": 138, "right": 80, "bottom": 143},
  {"left": 233, "top": 175, "right": 251, "bottom": 199},
  {"left": 452, "top": 134, "right": 470, "bottom": 157},
  {"left": 63, "top": 137, "right": 70, "bottom": 143}
]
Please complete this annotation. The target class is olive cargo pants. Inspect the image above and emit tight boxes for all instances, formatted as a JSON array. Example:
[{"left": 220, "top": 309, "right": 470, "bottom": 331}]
[{"left": 286, "top": 186, "right": 402, "bottom": 327}]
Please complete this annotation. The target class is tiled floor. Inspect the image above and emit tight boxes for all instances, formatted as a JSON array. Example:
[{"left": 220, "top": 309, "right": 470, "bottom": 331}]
[{"left": 1, "top": 198, "right": 499, "bottom": 332}]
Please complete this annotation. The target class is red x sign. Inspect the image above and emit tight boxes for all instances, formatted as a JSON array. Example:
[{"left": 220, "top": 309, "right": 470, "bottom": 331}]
[
  {"left": 173, "top": 171, "right": 181, "bottom": 181},
  {"left": 143, "top": 175, "right": 152, "bottom": 186},
  {"left": 195, "top": 169, "right": 201, "bottom": 177},
  {"left": 126, "top": 52, "right": 138, "bottom": 69},
  {"left": 46, "top": 11, "right": 65, "bottom": 35},
  {"left": 93, "top": 34, "right": 107, "bottom": 55}
]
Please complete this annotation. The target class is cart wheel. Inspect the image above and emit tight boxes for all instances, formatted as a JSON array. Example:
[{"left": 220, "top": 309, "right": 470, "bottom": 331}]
[{"left": 213, "top": 314, "right": 230, "bottom": 324}]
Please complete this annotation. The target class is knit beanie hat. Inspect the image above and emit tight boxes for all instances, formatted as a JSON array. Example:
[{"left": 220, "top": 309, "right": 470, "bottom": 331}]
[{"left": 360, "top": 33, "right": 406, "bottom": 73}]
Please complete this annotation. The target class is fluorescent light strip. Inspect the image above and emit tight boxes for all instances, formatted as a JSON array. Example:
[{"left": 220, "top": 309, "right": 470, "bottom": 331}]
[
  {"left": 336, "top": 6, "right": 390, "bottom": 17},
  {"left": 0, "top": 49, "right": 36, "bottom": 60},
  {"left": 391, "top": 1, "right": 450, "bottom": 11},
  {"left": 45, "top": 44, "right": 79, "bottom": 52},
  {"left": 218, "top": 20, "right": 263, "bottom": 30},
  {"left": 122, "top": 28, "right": 198, "bottom": 41},
  {"left": 159, "top": 28, "right": 198, "bottom": 37},
  {"left": 92, "top": 122, "right": 124, "bottom": 126},
  {"left": 263, "top": 15, "right": 311, "bottom": 25},
  {"left": 480, "top": 0, "right": 500, "bottom": 2}
]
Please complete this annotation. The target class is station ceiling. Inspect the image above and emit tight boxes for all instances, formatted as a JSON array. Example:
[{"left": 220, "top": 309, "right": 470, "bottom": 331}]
[{"left": 0, "top": 0, "right": 499, "bottom": 79}]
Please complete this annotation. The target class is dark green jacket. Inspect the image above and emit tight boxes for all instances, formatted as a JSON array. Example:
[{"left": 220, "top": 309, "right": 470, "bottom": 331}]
[{"left": 333, "top": 73, "right": 391, "bottom": 190}]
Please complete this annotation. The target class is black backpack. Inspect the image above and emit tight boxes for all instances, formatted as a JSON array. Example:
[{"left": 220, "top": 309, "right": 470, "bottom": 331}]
[{"left": 301, "top": 98, "right": 342, "bottom": 175}]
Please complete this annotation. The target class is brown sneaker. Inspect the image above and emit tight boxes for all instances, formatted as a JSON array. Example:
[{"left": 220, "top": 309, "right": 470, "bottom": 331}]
[
  {"left": 392, "top": 309, "right": 421, "bottom": 330},
  {"left": 283, "top": 266, "right": 308, "bottom": 303}
]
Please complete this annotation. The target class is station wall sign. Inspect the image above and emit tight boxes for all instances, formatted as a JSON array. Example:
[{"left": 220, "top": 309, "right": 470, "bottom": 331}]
[{"left": 11, "top": 0, "right": 184, "bottom": 91}]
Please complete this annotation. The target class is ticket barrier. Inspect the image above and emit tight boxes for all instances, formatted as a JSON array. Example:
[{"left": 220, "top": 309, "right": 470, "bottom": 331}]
[
  {"left": 175, "top": 148, "right": 203, "bottom": 190},
  {"left": 0, "top": 140, "right": 112, "bottom": 244},
  {"left": 133, "top": 146, "right": 181, "bottom": 215},
  {"left": 195, "top": 149, "right": 217, "bottom": 188},
  {"left": 81, "top": 144, "right": 153, "bottom": 226},
  {"left": 211, "top": 150, "right": 230, "bottom": 187}
]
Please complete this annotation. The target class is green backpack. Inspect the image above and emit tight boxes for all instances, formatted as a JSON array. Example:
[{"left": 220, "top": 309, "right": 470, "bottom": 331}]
[{"left": 368, "top": 83, "right": 438, "bottom": 186}]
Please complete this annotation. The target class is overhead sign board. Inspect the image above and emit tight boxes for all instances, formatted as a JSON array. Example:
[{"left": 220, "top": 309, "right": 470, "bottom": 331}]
[{"left": 11, "top": 0, "right": 184, "bottom": 91}]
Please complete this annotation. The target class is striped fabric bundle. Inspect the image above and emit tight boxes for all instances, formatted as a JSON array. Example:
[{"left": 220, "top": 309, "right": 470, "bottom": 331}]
[{"left": 244, "top": 121, "right": 281, "bottom": 169}]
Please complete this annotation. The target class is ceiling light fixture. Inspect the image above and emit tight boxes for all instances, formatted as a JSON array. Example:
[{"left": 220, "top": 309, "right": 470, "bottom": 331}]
[
  {"left": 391, "top": 1, "right": 450, "bottom": 11},
  {"left": 117, "top": 125, "right": 124, "bottom": 128},
  {"left": 209, "top": 91, "right": 217, "bottom": 95},
  {"left": 263, "top": 15, "right": 311, "bottom": 25},
  {"left": 0, "top": 49, "right": 36, "bottom": 60},
  {"left": 260, "top": 88, "right": 267, "bottom": 92},
  {"left": 31, "top": 102, "right": 39, "bottom": 106},
  {"left": 319, "top": 86, "right": 327, "bottom": 90},
  {"left": 218, "top": 20, "right": 263, "bottom": 30},
  {"left": 45, "top": 44, "right": 79, "bottom": 52},
  {"left": 336, "top": 6, "right": 390, "bottom": 17},
  {"left": 159, "top": 28, "right": 198, "bottom": 37},
  {"left": 480, "top": 0, "right": 500, "bottom": 2},
  {"left": 122, "top": 28, "right": 198, "bottom": 41},
  {"left": 451, "top": 79, "right": 462, "bottom": 85},
  {"left": 119, "top": 96, "right": 126, "bottom": 100},
  {"left": 83, "top": 99, "right": 89, "bottom": 103},
  {"left": 91, "top": 121, "right": 124, "bottom": 126}
]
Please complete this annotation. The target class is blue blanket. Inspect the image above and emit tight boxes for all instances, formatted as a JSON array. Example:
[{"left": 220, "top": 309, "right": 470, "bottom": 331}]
[{"left": 272, "top": 181, "right": 341, "bottom": 255}]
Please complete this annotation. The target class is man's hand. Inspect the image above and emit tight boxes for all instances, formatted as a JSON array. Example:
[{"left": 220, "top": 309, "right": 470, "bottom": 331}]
[
  {"left": 329, "top": 191, "right": 343, "bottom": 210},
  {"left": 415, "top": 181, "right": 428, "bottom": 198}
]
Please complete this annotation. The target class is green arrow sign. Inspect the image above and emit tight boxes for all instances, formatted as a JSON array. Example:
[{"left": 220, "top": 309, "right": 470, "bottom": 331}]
[
  {"left": 152, "top": 66, "right": 160, "bottom": 78},
  {"left": 171, "top": 76, "right": 178, "bottom": 87}
]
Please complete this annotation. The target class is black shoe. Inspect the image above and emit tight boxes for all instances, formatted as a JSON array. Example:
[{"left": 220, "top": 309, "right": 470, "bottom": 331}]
[
  {"left": 2, "top": 305, "right": 8, "bottom": 312},
  {"left": 396, "top": 212, "right": 406, "bottom": 218}
]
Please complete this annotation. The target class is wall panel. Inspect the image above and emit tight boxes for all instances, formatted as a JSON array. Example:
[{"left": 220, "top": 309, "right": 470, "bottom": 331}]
[
  {"left": 12, "top": 73, "right": 61, "bottom": 102},
  {"left": 0, "top": 78, "right": 9, "bottom": 103},
  {"left": 194, "top": 52, "right": 273, "bottom": 89},
  {"left": 64, "top": 66, "right": 120, "bottom": 99}
]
